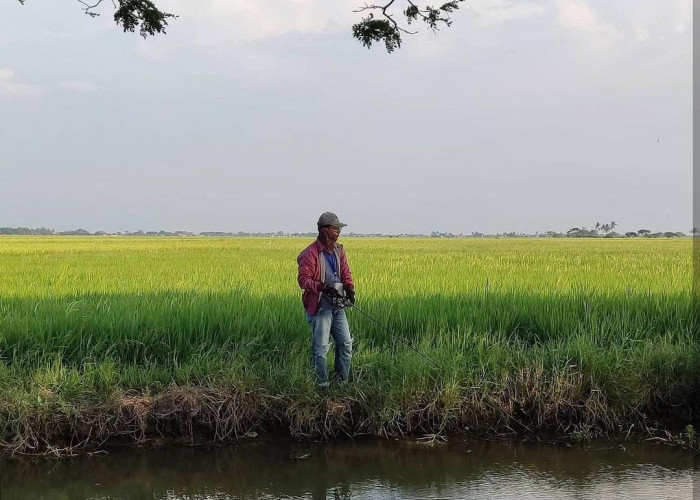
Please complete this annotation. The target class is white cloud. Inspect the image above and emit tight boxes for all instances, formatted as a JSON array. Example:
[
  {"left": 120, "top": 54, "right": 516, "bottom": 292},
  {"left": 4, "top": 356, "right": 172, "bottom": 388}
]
[
  {"left": 0, "top": 68, "right": 40, "bottom": 99},
  {"left": 553, "top": 0, "right": 691, "bottom": 42},
  {"left": 57, "top": 81, "right": 97, "bottom": 92},
  {"left": 468, "top": 0, "right": 546, "bottom": 28},
  {"left": 135, "top": 39, "right": 167, "bottom": 61},
  {"left": 632, "top": 25, "right": 650, "bottom": 43},
  {"left": 553, "top": 0, "right": 616, "bottom": 35},
  {"left": 165, "top": 0, "right": 356, "bottom": 44},
  {"left": 0, "top": 69, "right": 97, "bottom": 99}
]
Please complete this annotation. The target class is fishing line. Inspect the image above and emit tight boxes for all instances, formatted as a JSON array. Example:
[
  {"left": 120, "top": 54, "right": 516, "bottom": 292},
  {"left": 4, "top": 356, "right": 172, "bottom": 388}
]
[{"left": 326, "top": 293, "right": 441, "bottom": 369}]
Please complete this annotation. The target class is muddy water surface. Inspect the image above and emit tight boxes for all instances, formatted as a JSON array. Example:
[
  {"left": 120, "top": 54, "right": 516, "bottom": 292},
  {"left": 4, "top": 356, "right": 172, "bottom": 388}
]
[{"left": 2, "top": 439, "right": 697, "bottom": 499}]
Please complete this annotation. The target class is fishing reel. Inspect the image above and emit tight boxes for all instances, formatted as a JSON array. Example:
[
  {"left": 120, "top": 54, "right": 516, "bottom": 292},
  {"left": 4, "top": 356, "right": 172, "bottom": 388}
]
[
  {"left": 330, "top": 294, "right": 352, "bottom": 309},
  {"left": 326, "top": 283, "right": 353, "bottom": 309}
]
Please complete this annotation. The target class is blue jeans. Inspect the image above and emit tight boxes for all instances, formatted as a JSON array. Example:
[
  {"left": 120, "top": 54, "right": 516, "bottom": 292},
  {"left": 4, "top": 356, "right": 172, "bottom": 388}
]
[{"left": 306, "top": 307, "right": 352, "bottom": 385}]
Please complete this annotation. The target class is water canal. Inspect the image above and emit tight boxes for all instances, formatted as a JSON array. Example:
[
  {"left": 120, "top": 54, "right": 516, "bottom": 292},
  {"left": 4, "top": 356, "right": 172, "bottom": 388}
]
[{"left": 2, "top": 438, "right": 697, "bottom": 499}]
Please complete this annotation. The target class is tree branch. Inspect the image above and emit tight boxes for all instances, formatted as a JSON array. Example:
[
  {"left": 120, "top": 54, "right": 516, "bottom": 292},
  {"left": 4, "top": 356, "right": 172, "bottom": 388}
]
[
  {"left": 355, "top": 2, "right": 418, "bottom": 35},
  {"left": 352, "top": 0, "right": 465, "bottom": 52},
  {"left": 18, "top": 0, "right": 462, "bottom": 52},
  {"left": 77, "top": 0, "right": 114, "bottom": 18},
  {"left": 17, "top": 0, "right": 176, "bottom": 38}
]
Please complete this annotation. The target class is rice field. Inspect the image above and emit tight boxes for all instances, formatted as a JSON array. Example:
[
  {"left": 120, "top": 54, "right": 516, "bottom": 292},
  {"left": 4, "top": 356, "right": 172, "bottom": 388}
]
[{"left": 0, "top": 236, "right": 696, "bottom": 452}]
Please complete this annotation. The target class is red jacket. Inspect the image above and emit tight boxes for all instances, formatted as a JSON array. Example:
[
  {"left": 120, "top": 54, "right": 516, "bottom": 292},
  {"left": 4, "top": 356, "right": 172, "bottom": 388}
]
[{"left": 297, "top": 239, "right": 355, "bottom": 315}]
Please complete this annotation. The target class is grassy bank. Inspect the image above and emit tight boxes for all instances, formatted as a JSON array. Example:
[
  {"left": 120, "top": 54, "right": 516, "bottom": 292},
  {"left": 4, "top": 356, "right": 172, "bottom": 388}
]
[{"left": 0, "top": 237, "right": 696, "bottom": 454}]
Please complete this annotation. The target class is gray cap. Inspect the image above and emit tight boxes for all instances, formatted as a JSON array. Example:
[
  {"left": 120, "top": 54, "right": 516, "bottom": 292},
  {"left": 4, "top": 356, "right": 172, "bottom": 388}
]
[{"left": 317, "top": 212, "right": 347, "bottom": 228}]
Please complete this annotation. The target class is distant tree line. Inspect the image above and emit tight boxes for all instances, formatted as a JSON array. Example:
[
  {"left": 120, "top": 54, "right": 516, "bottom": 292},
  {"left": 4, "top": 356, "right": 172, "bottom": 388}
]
[
  {"left": 0, "top": 227, "right": 320, "bottom": 237},
  {"left": 560, "top": 221, "right": 688, "bottom": 239},
  {"left": 0, "top": 227, "right": 54, "bottom": 235},
  {"left": 0, "top": 224, "right": 694, "bottom": 238}
]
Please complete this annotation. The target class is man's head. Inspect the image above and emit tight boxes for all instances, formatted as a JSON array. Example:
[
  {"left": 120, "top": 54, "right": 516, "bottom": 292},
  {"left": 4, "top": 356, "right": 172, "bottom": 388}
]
[{"left": 317, "top": 212, "right": 346, "bottom": 246}]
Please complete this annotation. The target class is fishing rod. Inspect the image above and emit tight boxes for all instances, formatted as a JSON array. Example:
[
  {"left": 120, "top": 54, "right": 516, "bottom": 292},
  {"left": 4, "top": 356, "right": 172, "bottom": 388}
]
[
  {"left": 349, "top": 302, "right": 441, "bottom": 369},
  {"left": 326, "top": 291, "right": 440, "bottom": 369}
]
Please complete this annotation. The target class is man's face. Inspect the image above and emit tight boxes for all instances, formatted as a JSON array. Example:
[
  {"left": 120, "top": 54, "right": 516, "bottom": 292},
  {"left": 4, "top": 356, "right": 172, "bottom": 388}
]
[{"left": 320, "top": 225, "right": 341, "bottom": 244}]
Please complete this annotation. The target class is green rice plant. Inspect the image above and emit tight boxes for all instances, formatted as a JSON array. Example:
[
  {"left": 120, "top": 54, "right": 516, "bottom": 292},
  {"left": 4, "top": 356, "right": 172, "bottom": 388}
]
[{"left": 0, "top": 236, "right": 695, "bottom": 452}]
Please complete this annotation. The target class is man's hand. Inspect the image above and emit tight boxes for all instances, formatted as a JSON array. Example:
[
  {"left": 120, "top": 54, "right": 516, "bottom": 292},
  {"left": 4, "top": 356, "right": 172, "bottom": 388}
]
[
  {"left": 322, "top": 285, "right": 341, "bottom": 298},
  {"left": 345, "top": 288, "right": 355, "bottom": 305}
]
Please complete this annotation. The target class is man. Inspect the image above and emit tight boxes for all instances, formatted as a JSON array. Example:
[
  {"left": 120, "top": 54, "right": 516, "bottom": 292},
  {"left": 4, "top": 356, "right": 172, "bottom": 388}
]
[{"left": 297, "top": 212, "right": 356, "bottom": 388}]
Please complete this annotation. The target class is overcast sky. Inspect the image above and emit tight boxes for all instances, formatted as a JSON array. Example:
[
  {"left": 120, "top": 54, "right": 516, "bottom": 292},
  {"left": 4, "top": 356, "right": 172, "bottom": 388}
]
[{"left": 0, "top": 0, "right": 692, "bottom": 234}]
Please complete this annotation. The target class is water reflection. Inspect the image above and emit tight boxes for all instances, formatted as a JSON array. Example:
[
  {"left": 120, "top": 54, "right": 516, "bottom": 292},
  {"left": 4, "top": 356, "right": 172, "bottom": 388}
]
[{"left": 1, "top": 439, "right": 697, "bottom": 500}]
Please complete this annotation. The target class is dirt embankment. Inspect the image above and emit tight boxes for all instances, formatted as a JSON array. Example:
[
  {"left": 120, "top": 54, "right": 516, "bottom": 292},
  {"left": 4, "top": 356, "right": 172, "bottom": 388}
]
[{"left": 3, "top": 382, "right": 698, "bottom": 456}]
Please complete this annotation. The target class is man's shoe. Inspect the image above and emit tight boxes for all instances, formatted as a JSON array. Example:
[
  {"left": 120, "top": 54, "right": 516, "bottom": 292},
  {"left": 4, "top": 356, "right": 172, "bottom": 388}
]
[{"left": 318, "top": 381, "right": 330, "bottom": 389}]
